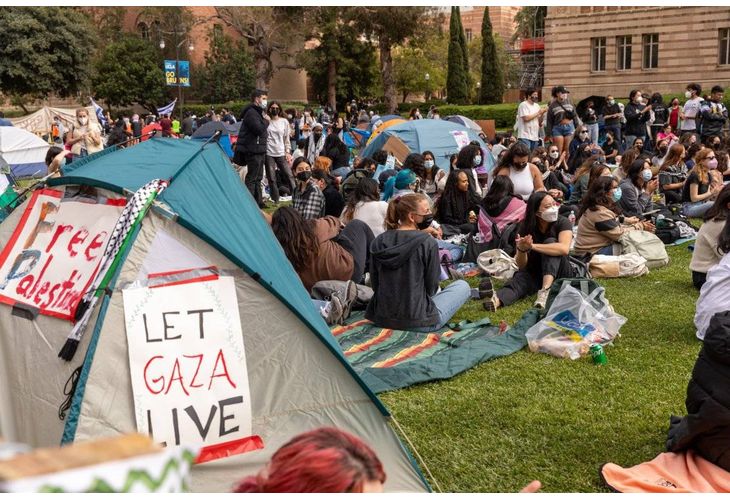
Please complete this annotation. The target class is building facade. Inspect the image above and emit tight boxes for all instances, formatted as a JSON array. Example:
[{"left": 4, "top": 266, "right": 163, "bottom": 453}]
[
  {"left": 443, "top": 7, "right": 521, "bottom": 48},
  {"left": 543, "top": 7, "right": 730, "bottom": 100}
]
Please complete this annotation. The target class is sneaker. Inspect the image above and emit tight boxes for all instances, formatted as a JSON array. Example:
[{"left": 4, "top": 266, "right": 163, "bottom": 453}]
[
  {"left": 339, "top": 280, "right": 358, "bottom": 321},
  {"left": 325, "top": 295, "right": 345, "bottom": 325},
  {"left": 534, "top": 288, "right": 550, "bottom": 309},
  {"left": 478, "top": 276, "right": 494, "bottom": 300},
  {"left": 448, "top": 267, "right": 464, "bottom": 280},
  {"left": 483, "top": 293, "right": 499, "bottom": 312}
]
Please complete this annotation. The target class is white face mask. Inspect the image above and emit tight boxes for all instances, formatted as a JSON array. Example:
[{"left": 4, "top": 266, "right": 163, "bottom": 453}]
[
  {"left": 539, "top": 205, "right": 559, "bottom": 223},
  {"left": 260, "top": 99, "right": 268, "bottom": 109},
  {"left": 685, "top": 90, "right": 692, "bottom": 99},
  {"left": 424, "top": 160, "right": 434, "bottom": 169},
  {"left": 642, "top": 169, "right": 653, "bottom": 182},
  {"left": 78, "top": 117, "right": 88, "bottom": 125},
  {"left": 549, "top": 151, "right": 560, "bottom": 159},
  {"left": 473, "top": 155, "right": 482, "bottom": 166}
]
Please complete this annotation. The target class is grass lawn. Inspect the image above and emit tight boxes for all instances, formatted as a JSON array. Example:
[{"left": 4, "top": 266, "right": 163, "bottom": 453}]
[{"left": 381, "top": 242, "right": 700, "bottom": 492}]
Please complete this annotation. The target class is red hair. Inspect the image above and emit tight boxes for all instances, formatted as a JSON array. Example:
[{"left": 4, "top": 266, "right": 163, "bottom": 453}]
[{"left": 233, "top": 427, "right": 386, "bottom": 493}]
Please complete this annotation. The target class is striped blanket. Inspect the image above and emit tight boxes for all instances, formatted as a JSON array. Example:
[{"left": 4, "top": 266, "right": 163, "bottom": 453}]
[{"left": 331, "top": 310, "right": 539, "bottom": 393}]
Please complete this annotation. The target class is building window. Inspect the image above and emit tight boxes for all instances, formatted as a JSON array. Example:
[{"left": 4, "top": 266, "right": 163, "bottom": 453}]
[
  {"left": 642, "top": 33, "right": 659, "bottom": 69},
  {"left": 465, "top": 29, "right": 473, "bottom": 42},
  {"left": 720, "top": 28, "right": 730, "bottom": 65},
  {"left": 616, "top": 35, "right": 632, "bottom": 70},
  {"left": 137, "top": 22, "right": 149, "bottom": 40},
  {"left": 591, "top": 37, "right": 606, "bottom": 72}
]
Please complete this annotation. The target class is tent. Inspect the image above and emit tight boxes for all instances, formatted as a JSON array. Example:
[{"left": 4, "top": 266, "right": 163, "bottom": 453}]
[
  {"left": 367, "top": 118, "right": 407, "bottom": 145},
  {"left": 191, "top": 122, "right": 234, "bottom": 158},
  {"left": 361, "top": 119, "right": 490, "bottom": 173},
  {"left": 9, "top": 106, "right": 100, "bottom": 137},
  {"left": 445, "top": 115, "right": 483, "bottom": 134},
  {"left": 0, "top": 138, "right": 429, "bottom": 493},
  {"left": 0, "top": 127, "right": 50, "bottom": 178}
]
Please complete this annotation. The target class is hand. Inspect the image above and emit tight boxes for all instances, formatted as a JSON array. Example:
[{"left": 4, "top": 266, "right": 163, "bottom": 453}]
[
  {"left": 713, "top": 184, "right": 724, "bottom": 195},
  {"left": 548, "top": 189, "right": 563, "bottom": 199},
  {"left": 424, "top": 226, "right": 442, "bottom": 240},
  {"left": 520, "top": 481, "right": 542, "bottom": 493},
  {"left": 646, "top": 179, "right": 659, "bottom": 194},
  {"left": 286, "top": 153, "right": 292, "bottom": 164},
  {"left": 625, "top": 216, "right": 639, "bottom": 224},
  {"left": 560, "top": 151, "right": 566, "bottom": 160},
  {"left": 515, "top": 234, "right": 533, "bottom": 253},
  {"left": 642, "top": 220, "right": 656, "bottom": 232}
]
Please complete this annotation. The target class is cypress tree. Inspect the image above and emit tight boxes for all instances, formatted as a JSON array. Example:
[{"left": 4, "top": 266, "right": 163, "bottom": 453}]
[
  {"left": 447, "top": 7, "right": 469, "bottom": 104},
  {"left": 455, "top": 7, "right": 471, "bottom": 100},
  {"left": 479, "top": 7, "right": 504, "bottom": 104}
]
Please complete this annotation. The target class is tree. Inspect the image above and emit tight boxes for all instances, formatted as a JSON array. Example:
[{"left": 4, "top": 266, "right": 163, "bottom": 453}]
[
  {"left": 194, "top": 29, "right": 255, "bottom": 104},
  {"left": 512, "top": 6, "right": 547, "bottom": 43},
  {"left": 91, "top": 35, "right": 168, "bottom": 113},
  {"left": 212, "top": 7, "right": 306, "bottom": 90},
  {"left": 454, "top": 7, "right": 471, "bottom": 100},
  {"left": 84, "top": 7, "right": 127, "bottom": 45},
  {"left": 393, "top": 29, "right": 447, "bottom": 103},
  {"left": 446, "top": 7, "right": 469, "bottom": 104},
  {"left": 0, "top": 7, "right": 96, "bottom": 111},
  {"left": 479, "top": 7, "right": 504, "bottom": 104},
  {"left": 351, "top": 7, "right": 434, "bottom": 114}
]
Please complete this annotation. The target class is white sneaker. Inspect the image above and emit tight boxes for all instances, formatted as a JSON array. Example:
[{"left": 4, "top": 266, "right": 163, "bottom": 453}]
[{"left": 534, "top": 288, "right": 550, "bottom": 309}]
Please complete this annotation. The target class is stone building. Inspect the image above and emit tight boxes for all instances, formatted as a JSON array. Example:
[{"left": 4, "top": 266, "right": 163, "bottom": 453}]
[
  {"left": 442, "top": 7, "right": 521, "bottom": 48},
  {"left": 543, "top": 6, "right": 730, "bottom": 100}
]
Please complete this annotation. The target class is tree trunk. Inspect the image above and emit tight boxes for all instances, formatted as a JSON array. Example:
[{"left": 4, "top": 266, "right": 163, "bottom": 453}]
[
  {"left": 379, "top": 41, "right": 397, "bottom": 114},
  {"left": 402, "top": 91, "right": 408, "bottom": 103},
  {"left": 327, "top": 58, "right": 337, "bottom": 112},
  {"left": 254, "top": 55, "right": 271, "bottom": 91}
]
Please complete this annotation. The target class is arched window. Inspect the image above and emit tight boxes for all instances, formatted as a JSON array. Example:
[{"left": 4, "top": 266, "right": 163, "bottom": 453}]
[{"left": 137, "top": 22, "right": 149, "bottom": 40}]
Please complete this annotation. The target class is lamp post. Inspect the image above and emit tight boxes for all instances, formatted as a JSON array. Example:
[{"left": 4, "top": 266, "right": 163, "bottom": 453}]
[
  {"left": 424, "top": 72, "right": 430, "bottom": 101},
  {"left": 159, "top": 28, "right": 194, "bottom": 121}
]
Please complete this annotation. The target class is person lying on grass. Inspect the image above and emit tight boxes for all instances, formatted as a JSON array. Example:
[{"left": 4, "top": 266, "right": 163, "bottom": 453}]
[
  {"left": 482, "top": 191, "right": 575, "bottom": 311},
  {"left": 366, "top": 193, "right": 471, "bottom": 332}
]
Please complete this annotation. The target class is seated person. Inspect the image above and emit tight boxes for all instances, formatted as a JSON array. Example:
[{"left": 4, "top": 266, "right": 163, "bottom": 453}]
[
  {"left": 340, "top": 177, "right": 388, "bottom": 237},
  {"left": 574, "top": 176, "right": 655, "bottom": 257},
  {"left": 567, "top": 155, "right": 610, "bottom": 206},
  {"left": 482, "top": 191, "right": 575, "bottom": 311},
  {"left": 602, "top": 131, "right": 619, "bottom": 165},
  {"left": 694, "top": 218, "right": 730, "bottom": 341},
  {"left": 455, "top": 144, "right": 485, "bottom": 197},
  {"left": 478, "top": 176, "right": 527, "bottom": 245},
  {"left": 417, "top": 150, "right": 447, "bottom": 198},
  {"left": 656, "top": 123, "right": 678, "bottom": 144},
  {"left": 314, "top": 155, "right": 333, "bottom": 175},
  {"left": 434, "top": 169, "right": 481, "bottom": 237},
  {"left": 292, "top": 157, "right": 325, "bottom": 219},
  {"left": 613, "top": 148, "right": 639, "bottom": 183},
  {"left": 533, "top": 153, "right": 569, "bottom": 201},
  {"left": 651, "top": 139, "right": 670, "bottom": 172},
  {"left": 682, "top": 148, "right": 723, "bottom": 218},
  {"left": 658, "top": 143, "right": 688, "bottom": 205},
  {"left": 492, "top": 142, "right": 551, "bottom": 201},
  {"left": 44, "top": 146, "right": 68, "bottom": 177},
  {"left": 618, "top": 158, "right": 659, "bottom": 218},
  {"left": 382, "top": 168, "right": 418, "bottom": 202},
  {"left": 271, "top": 206, "right": 374, "bottom": 292},
  {"left": 312, "top": 170, "right": 345, "bottom": 217},
  {"left": 567, "top": 142, "right": 598, "bottom": 175},
  {"left": 568, "top": 126, "right": 591, "bottom": 161},
  {"left": 690, "top": 184, "right": 730, "bottom": 289},
  {"left": 366, "top": 193, "right": 470, "bottom": 331}
]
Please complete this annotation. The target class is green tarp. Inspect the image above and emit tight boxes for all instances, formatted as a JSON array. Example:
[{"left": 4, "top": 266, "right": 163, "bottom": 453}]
[{"left": 332, "top": 309, "right": 540, "bottom": 393}]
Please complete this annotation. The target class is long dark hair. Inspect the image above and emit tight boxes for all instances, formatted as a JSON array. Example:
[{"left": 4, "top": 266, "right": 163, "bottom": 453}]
[
  {"left": 719, "top": 216, "right": 730, "bottom": 254},
  {"left": 482, "top": 176, "right": 515, "bottom": 213},
  {"left": 704, "top": 183, "right": 730, "bottom": 222},
  {"left": 403, "top": 153, "right": 425, "bottom": 177},
  {"left": 579, "top": 176, "right": 619, "bottom": 218},
  {"left": 494, "top": 142, "right": 530, "bottom": 176},
  {"left": 342, "top": 178, "right": 380, "bottom": 222},
  {"left": 519, "top": 191, "right": 551, "bottom": 237},
  {"left": 627, "top": 158, "right": 648, "bottom": 188},
  {"left": 324, "top": 133, "right": 347, "bottom": 155},
  {"left": 271, "top": 207, "right": 319, "bottom": 273},
  {"left": 455, "top": 144, "right": 482, "bottom": 170},
  {"left": 421, "top": 150, "right": 440, "bottom": 180},
  {"left": 435, "top": 169, "right": 478, "bottom": 222}
]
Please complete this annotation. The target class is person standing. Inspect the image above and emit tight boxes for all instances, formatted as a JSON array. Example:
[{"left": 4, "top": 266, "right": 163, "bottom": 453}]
[
  {"left": 234, "top": 89, "right": 270, "bottom": 208},
  {"left": 699, "top": 85, "right": 728, "bottom": 143},
  {"left": 579, "top": 99, "right": 600, "bottom": 146},
  {"left": 681, "top": 83, "right": 703, "bottom": 139},
  {"left": 265, "top": 101, "right": 294, "bottom": 204},
  {"left": 180, "top": 112, "right": 194, "bottom": 138},
  {"left": 545, "top": 85, "right": 579, "bottom": 159},
  {"left": 159, "top": 114, "right": 173, "bottom": 137},
  {"left": 516, "top": 88, "right": 546, "bottom": 151},
  {"left": 51, "top": 116, "right": 65, "bottom": 145},
  {"left": 67, "top": 108, "right": 103, "bottom": 160},
  {"left": 601, "top": 95, "right": 623, "bottom": 152},
  {"left": 623, "top": 90, "right": 651, "bottom": 151},
  {"left": 131, "top": 114, "right": 142, "bottom": 140}
]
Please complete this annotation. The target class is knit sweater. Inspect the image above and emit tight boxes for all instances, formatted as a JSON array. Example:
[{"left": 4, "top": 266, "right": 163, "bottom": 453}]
[
  {"left": 574, "top": 204, "right": 643, "bottom": 256},
  {"left": 690, "top": 219, "right": 726, "bottom": 273}
]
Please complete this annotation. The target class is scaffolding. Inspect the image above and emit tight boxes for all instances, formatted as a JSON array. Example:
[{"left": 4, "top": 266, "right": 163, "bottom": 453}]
[{"left": 519, "top": 28, "right": 544, "bottom": 92}]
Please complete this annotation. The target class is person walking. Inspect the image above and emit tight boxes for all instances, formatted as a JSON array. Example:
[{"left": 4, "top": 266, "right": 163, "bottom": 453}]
[
  {"left": 516, "top": 88, "right": 546, "bottom": 151},
  {"left": 234, "top": 89, "right": 270, "bottom": 208},
  {"left": 265, "top": 101, "right": 294, "bottom": 204}
]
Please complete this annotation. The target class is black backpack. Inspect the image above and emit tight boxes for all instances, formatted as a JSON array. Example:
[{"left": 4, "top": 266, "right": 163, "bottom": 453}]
[
  {"left": 493, "top": 222, "right": 520, "bottom": 257},
  {"left": 655, "top": 218, "right": 681, "bottom": 244},
  {"left": 340, "top": 169, "right": 371, "bottom": 199}
]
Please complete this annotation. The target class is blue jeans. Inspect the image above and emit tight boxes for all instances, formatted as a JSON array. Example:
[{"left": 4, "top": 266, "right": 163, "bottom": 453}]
[
  {"left": 586, "top": 123, "right": 599, "bottom": 145},
  {"left": 682, "top": 200, "right": 714, "bottom": 218},
  {"left": 437, "top": 239, "right": 464, "bottom": 262},
  {"left": 596, "top": 244, "right": 614, "bottom": 256},
  {"left": 411, "top": 280, "right": 471, "bottom": 332},
  {"left": 519, "top": 138, "right": 540, "bottom": 151},
  {"left": 332, "top": 166, "right": 352, "bottom": 178},
  {"left": 551, "top": 123, "right": 575, "bottom": 137}
]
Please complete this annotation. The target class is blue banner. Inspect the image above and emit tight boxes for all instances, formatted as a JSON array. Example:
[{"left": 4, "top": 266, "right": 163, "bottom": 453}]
[{"left": 164, "top": 60, "right": 190, "bottom": 87}]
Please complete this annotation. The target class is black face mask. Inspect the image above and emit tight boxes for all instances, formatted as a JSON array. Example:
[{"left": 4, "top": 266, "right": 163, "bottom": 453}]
[
  {"left": 659, "top": 147, "right": 668, "bottom": 155},
  {"left": 313, "top": 133, "right": 322, "bottom": 141},
  {"left": 270, "top": 108, "right": 280, "bottom": 116},
  {"left": 416, "top": 214, "right": 434, "bottom": 230},
  {"left": 296, "top": 171, "right": 311, "bottom": 182},
  {"left": 513, "top": 161, "right": 528, "bottom": 170},
  {"left": 713, "top": 143, "right": 722, "bottom": 150}
]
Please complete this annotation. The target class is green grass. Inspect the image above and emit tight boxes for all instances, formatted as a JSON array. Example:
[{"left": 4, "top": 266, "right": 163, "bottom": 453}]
[{"left": 381, "top": 242, "right": 700, "bottom": 492}]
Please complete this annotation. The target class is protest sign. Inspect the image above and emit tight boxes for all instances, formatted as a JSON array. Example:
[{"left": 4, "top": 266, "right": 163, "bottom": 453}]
[
  {"left": 0, "top": 189, "right": 124, "bottom": 320},
  {"left": 451, "top": 130, "right": 470, "bottom": 150},
  {"left": 123, "top": 273, "right": 260, "bottom": 463}
]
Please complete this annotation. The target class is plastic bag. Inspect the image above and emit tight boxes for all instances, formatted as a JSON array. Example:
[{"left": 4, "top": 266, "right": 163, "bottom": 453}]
[
  {"left": 477, "top": 249, "right": 517, "bottom": 281},
  {"left": 525, "top": 282, "right": 627, "bottom": 360}
]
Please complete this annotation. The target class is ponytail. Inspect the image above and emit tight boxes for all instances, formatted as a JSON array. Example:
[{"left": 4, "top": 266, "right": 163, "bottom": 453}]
[{"left": 385, "top": 193, "right": 426, "bottom": 230}]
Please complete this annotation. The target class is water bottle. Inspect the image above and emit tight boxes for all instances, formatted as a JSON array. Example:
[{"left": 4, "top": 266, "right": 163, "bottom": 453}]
[{"left": 568, "top": 210, "right": 576, "bottom": 226}]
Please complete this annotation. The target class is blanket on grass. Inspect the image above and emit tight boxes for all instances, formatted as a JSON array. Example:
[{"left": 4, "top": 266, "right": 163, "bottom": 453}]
[
  {"left": 600, "top": 450, "right": 730, "bottom": 493},
  {"left": 331, "top": 309, "right": 539, "bottom": 393},
  {"left": 667, "top": 236, "right": 696, "bottom": 247}
]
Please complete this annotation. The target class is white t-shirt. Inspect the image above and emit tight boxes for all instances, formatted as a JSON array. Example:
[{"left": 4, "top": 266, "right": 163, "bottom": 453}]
[
  {"left": 517, "top": 101, "right": 541, "bottom": 141},
  {"left": 346, "top": 201, "right": 388, "bottom": 237},
  {"left": 266, "top": 118, "right": 291, "bottom": 157},
  {"left": 682, "top": 97, "right": 702, "bottom": 131},
  {"left": 695, "top": 252, "right": 730, "bottom": 340}
]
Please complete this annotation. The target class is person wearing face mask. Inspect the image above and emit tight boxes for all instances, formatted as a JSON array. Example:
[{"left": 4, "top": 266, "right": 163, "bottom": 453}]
[
  {"left": 668, "top": 97, "right": 684, "bottom": 132},
  {"left": 312, "top": 169, "right": 345, "bottom": 217},
  {"left": 574, "top": 176, "right": 654, "bottom": 257},
  {"left": 455, "top": 144, "right": 487, "bottom": 197},
  {"left": 434, "top": 169, "right": 481, "bottom": 237},
  {"left": 366, "top": 193, "right": 470, "bottom": 331},
  {"left": 492, "top": 142, "right": 550, "bottom": 201},
  {"left": 681, "top": 83, "right": 703, "bottom": 139},
  {"left": 624, "top": 89, "right": 652, "bottom": 152},
  {"left": 291, "top": 157, "right": 325, "bottom": 220},
  {"left": 67, "top": 108, "right": 102, "bottom": 160},
  {"left": 532, "top": 152, "right": 569, "bottom": 201},
  {"left": 545, "top": 85, "right": 579, "bottom": 159},
  {"left": 264, "top": 101, "right": 294, "bottom": 205},
  {"left": 568, "top": 126, "right": 592, "bottom": 161},
  {"left": 417, "top": 150, "right": 446, "bottom": 197},
  {"left": 51, "top": 116, "right": 65, "bottom": 145},
  {"left": 651, "top": 139, "right": 670, "bottom": 171},
  {"left": 601, "top": 95, "right": 623, "bottom": 152},
  {"left": 602, "top": 131, "right": 619, "bottom": 165},
  {"left": 618, "top": 158, "right": 659, "bottom": 218},
  {"left": 579, "top": 100, "right": 600, "bottom": 146},
  {"left": 482, "top": 191, "right": 575, "bottom": 311},
  {"left": 699, "top": 86, "right": 728, "bottom": 142},
  {"left": 658, "top": 143, "right": 688, "bottom": 204},
  {"left": 648, "top": 92, "right": 669, "bottom": 144},
  {"left": 547, "top": 145, "right": 569, "bottom": 174},
  {"left": 306, "top": 123, "right": 326, "bottom": 164},
  {"left": 234, "top": 89, "right": 270, "bottom": 208},
  {"left": 516, "top": 88, "right": 547, "bottom": 151},
  {"left": 682, "top": 148, "right": 723, "bottom": 218}
]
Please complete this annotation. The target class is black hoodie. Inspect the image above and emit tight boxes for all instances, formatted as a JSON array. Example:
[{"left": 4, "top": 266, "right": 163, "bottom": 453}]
[
  {"left": 235, "top": 103, "right": 269, "bottom": 155},
  {"left": 365, "top": 230, "right": 440, "bottom": 329}
]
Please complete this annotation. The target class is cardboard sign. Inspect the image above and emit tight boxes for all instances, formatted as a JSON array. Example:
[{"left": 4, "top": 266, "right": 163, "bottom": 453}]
[
  {"left": 0, "top": 189, "right": 124, "bottom": 321},
  {"left": 381, "top": 135, "right": 411, "bottom": 166},
  {"left": 123, "top": 274, "right": 260, "bottom": 463},
  {"left": 451, "top": 130, "right": 470, "bottom": 150}
]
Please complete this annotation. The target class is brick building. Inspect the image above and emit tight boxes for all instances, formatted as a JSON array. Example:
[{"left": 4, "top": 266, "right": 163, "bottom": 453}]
[
  {"left": 543, "top": 6, "right": 730, "bottom": 100},
  {"left": 123, "top": 7, "right": 308, "bottom": 102},
  {"left": 443, "top": 7, "right": 521, "bottom": 48}
]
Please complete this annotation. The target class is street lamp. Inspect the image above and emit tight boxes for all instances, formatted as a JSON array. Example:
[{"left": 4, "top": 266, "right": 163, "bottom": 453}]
[
  {"left": 477, "top": 81, "right": 481, "bottom": 89},
  {"left": 425, "top": 73, "right": 430, "bottom": 81},
  {"left": 158, "top": 28, "right": 194, "bottom": 121}
]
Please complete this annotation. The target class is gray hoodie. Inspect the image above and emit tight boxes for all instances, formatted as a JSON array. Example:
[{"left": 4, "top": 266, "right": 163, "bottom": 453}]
[{"left": 365, "top": 230, "right": 440, "bottom": 329}]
